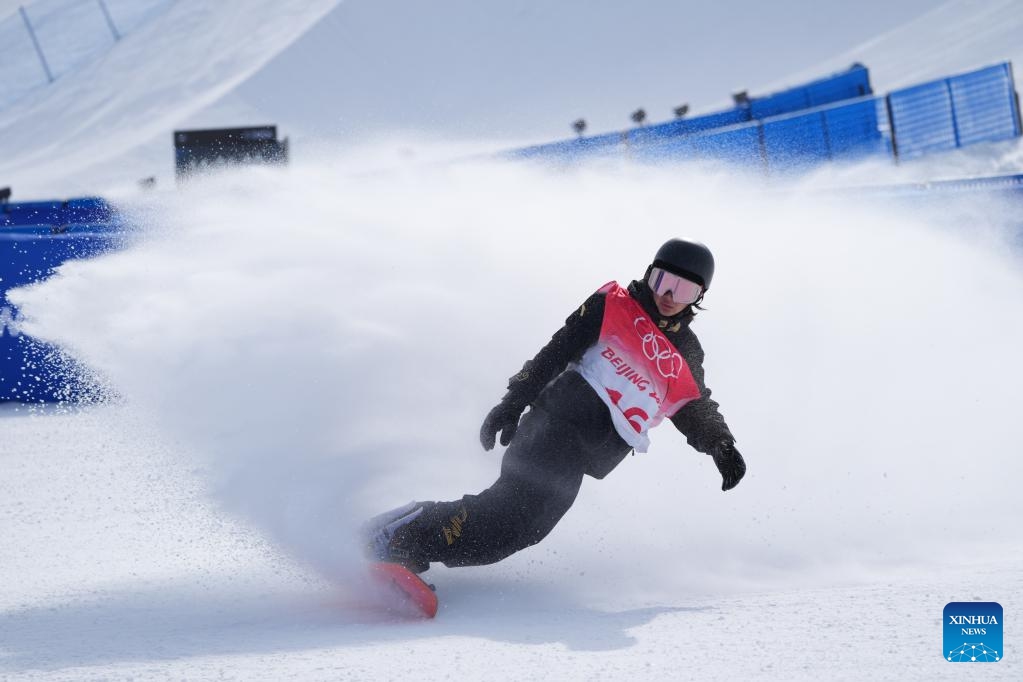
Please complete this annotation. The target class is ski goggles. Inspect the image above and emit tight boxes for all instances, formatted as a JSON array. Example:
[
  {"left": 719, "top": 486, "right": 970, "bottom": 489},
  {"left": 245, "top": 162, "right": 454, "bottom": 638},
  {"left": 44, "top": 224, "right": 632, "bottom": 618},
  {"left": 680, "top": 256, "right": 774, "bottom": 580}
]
[{"left": 647, "top": 267, "right": 703, "bottom": 304}]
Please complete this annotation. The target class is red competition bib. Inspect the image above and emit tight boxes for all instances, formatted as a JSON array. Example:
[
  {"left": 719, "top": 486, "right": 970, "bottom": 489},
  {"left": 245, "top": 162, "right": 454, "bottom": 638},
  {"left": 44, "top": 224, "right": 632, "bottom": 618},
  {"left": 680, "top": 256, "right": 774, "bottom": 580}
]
[{"left": 575, "top": 282, "right": 701, "bottom": 452}]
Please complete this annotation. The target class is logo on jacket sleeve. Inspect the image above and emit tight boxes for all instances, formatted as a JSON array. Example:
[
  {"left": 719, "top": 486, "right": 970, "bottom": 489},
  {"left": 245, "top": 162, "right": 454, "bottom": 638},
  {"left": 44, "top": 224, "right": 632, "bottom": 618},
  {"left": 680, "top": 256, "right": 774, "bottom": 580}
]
[{"left": 442, "top": 506, "right": 468, "bottom": 546}]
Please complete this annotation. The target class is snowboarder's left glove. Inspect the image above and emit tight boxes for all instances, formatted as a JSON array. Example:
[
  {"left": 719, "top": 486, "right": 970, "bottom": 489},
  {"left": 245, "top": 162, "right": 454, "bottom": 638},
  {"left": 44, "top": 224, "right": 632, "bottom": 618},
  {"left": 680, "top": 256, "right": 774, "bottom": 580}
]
[
  {"left": 480, "top": 399, "right": 526, "bottom": 450},
  {"left": 710, "top": 440, "right": 746, "bottom": 491}
]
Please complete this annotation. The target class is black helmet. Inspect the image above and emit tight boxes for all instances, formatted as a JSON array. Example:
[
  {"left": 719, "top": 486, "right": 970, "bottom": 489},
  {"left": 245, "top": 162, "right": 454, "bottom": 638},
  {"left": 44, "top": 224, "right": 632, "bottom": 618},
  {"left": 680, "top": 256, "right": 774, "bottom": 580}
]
[{"left": 652, "top": 239, "right": 715, "bottom": 290}]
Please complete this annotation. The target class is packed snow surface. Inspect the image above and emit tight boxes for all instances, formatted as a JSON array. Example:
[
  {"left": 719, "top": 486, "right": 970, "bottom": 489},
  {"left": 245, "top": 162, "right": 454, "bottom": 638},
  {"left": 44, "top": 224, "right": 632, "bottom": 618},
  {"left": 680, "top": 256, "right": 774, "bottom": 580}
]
[{"left": 5, "top": 155, "right": 1023, "bottom": 680}]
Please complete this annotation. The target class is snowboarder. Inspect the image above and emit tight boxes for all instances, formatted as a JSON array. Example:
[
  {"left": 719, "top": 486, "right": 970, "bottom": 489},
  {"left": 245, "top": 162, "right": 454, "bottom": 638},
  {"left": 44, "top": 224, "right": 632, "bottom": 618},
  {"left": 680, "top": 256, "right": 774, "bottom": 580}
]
[{"left": 365, "top": 238, "right": 746, "bottom": 574}]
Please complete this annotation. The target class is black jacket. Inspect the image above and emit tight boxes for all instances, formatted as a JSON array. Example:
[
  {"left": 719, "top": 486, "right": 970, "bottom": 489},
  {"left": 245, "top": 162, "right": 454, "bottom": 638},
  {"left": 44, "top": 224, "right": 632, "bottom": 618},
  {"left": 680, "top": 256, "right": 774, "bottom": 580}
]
[{"left": 503, "top": 279, "right": 735, "bottom": 478}]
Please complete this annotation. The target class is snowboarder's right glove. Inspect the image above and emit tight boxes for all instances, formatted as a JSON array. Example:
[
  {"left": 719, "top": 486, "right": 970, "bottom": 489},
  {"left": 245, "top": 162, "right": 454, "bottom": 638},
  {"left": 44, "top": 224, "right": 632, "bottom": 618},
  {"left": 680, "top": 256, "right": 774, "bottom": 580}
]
[
  {"left": 710, "top": 440, "right": 746, "bottom": 491},
  {"left": 480, "top": 398, "right": 526, "bottom": 450}
]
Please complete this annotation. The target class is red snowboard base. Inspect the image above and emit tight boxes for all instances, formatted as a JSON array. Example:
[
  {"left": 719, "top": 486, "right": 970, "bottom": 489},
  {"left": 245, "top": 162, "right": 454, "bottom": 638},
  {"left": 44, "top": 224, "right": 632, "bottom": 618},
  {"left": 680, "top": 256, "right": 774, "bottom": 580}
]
[{"left": 367, "top": 562, "right": 439, "bottom": 619}]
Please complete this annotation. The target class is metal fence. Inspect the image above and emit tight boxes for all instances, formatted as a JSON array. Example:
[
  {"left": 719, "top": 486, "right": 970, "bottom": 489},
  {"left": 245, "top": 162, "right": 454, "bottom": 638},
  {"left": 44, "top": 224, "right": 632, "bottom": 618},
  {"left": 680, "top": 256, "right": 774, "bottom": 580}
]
[{"left": 0, "top": 0, "right": 174, "bottom": 110}]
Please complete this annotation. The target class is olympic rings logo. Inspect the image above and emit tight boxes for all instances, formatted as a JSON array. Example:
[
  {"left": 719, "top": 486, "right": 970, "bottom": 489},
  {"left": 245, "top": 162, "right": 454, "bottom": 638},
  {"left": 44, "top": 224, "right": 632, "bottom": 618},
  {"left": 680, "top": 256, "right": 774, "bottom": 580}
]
[{"left": 634, "top": 316, "right": 682, "bottom": 379}]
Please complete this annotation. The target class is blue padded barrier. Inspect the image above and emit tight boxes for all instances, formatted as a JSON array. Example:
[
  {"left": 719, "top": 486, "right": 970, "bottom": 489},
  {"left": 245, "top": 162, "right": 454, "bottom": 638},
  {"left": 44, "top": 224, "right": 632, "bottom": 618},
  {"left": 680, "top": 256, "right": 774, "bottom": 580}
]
[
  {"left": 5, "top": 200, "right": 64, "bottom": 212},
  {"left": 2, "top": 200, "right": 64, "bottom": 227},
  {"left": 1, "top": 202, "right": 121, "bottom": 402},
  {"left": 63, "top": 197, "right": 113, "bottom": 224},
  {"left": 1, "top": 197, "right": 115, "bottom": 228}
]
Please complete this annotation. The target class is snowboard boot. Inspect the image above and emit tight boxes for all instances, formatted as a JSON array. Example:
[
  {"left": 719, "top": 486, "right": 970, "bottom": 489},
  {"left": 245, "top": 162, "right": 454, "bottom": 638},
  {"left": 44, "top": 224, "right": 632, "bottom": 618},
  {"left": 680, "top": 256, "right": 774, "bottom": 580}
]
[{"left": 362, "top": 501, "right": 432, "bottom": 574}]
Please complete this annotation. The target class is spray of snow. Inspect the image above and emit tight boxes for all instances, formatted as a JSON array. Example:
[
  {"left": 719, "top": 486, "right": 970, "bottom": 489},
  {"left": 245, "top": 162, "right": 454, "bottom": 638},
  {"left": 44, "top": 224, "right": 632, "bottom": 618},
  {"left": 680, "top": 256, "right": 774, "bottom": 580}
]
[{"left": 9, "top": 147, "right": 1023, "bottom": 604}]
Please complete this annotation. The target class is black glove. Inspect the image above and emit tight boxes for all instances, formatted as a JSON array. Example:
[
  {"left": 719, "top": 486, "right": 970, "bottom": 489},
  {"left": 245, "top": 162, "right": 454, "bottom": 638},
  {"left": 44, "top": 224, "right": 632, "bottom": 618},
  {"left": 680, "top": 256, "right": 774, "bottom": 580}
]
[
  {"left": 710, "top": 440, "right": 746, "bottom": 491},
  {"left": 480, "top": 399, "right": 526, "bottom": 450}
]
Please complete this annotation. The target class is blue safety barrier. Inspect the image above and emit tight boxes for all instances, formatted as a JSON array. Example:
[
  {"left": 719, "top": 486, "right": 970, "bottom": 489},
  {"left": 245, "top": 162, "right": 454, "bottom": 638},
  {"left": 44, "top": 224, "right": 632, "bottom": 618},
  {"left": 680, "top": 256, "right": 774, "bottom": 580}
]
[
  {"left": 688, "top": 125, "right": 761, "bottom": 167},
  {"left": 511, "top": 130, "right": 625, "bottom": 161},
  {"left": 508, "top": 64, "right": 872, "bottom": 163},
  {"left": 628, "top": 109, "right": 753, "bottom": 147},
  {"left": 890, "top": 62, "right": 1021, "bottom": 159},
  {"left": 506, "top": 62, "right": 1020, "bottom": 173},
  {"left": 750, "top": 63, "right": 871, "bottom": 119},
  {"left": 665, "top": 62, "right": 1018, "bottom": 171},
  {"left": 1, "top": 200, "right": 121, "bottom": 402},
  {"left": 64, "top": 197, "right": 114, "bottom": 224},
  {"left": 821, "top": 97, "right": 893, "bottom": 159},
  {"left": 630, "top": 95, "right": 892, "bottom": 171},
  {"left": 760, "top": 96, "right": 894, "bottom": 172},
  {"left": 761, "top": 111, "right": 832, "bottom": 171}
]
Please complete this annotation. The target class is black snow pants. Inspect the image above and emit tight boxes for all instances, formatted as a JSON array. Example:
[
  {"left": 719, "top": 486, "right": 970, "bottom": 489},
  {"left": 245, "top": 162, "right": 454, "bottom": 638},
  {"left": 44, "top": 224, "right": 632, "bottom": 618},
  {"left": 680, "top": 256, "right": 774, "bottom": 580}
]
[{"left": 410, "top": 371, "right": 632, "bottom": 567}]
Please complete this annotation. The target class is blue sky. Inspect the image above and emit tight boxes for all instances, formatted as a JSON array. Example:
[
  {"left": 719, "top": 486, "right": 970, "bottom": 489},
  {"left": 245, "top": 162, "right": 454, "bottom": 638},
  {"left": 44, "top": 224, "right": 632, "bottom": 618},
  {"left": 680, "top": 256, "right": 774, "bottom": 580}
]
[{"left": 232, "top": 0, "right": 948, "bottom": 142}]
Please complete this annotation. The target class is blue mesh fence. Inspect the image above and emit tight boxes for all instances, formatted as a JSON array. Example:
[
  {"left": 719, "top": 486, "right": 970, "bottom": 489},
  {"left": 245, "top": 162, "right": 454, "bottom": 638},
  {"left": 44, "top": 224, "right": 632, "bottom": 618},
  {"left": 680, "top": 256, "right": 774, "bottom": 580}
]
[
  {"left": 947, "top": 63, "right": 1021, "bottom": 147},
  {"left": 631, "top": 95, "right": 889, "bottom": 172},
  {"left": 691, "top": 60, "right": 1020, "bottom": 172},
  {"left": 510, "top": 62, "right": 1020, "bottom": 173},
  {"left": 886, "top": 63, "right": 1019, "bottom": 160},
  {"left": 887, "top": 79, "right": 957, "bottom": 158},
  {"left": 513, "top": 64, "right": 872, "bottom": 163}
]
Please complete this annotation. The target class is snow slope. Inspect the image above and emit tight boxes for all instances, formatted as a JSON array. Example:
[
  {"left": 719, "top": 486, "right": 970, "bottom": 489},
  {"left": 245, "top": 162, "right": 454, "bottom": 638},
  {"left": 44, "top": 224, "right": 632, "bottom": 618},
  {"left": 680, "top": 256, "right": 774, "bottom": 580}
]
[
  {"left": 216, "top": 0, "right": 946, "bottom": 143},
  {"left": 776, "top": 0, "right": 1023, "bottom": 93},
  {"left": 2, "top": 1, "right": 1023, "bottom": 681},
  {"left": 0, "top": 0, "right": 340, "bottom": 198}
]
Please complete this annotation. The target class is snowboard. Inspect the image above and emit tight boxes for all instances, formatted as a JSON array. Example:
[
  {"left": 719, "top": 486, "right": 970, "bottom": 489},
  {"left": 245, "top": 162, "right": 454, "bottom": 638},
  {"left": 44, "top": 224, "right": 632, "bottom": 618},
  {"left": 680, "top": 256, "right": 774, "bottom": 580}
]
[{"left": 367, "top": 561, "right": 439, "bottom": 619}]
